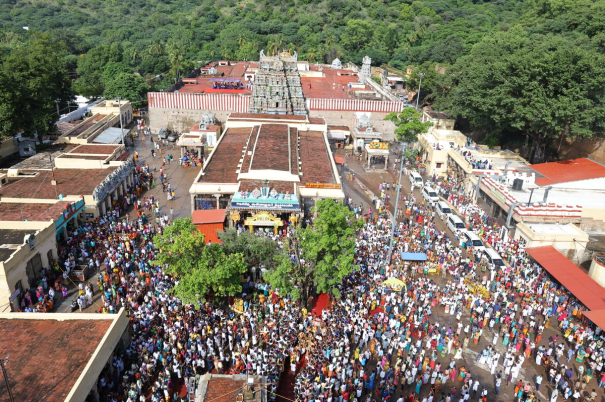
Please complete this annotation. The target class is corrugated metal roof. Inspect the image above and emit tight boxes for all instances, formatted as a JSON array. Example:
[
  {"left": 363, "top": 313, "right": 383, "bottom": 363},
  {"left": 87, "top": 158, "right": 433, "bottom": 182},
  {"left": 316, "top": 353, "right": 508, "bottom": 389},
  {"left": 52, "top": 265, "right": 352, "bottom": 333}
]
[{"left": 93, "top": 127, "right": 125, "bottom": 144}]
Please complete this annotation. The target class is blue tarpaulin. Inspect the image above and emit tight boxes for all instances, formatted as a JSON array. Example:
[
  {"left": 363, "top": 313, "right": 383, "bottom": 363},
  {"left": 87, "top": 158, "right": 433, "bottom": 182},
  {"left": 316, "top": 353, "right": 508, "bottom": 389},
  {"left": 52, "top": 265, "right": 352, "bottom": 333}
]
[{"left": 400, "top": 252, "right": 427, "bottom": 261}]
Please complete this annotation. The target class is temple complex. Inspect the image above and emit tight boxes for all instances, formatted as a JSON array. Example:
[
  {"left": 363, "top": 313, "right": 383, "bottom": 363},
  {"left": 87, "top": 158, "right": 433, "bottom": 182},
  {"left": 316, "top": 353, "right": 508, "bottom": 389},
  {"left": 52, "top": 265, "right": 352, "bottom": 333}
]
[
  {"left": 189, "top": 113, "right": 344, "bottom": 233},
  {"left": 248, "top": 51, "right": 307, "bottom": 115}
]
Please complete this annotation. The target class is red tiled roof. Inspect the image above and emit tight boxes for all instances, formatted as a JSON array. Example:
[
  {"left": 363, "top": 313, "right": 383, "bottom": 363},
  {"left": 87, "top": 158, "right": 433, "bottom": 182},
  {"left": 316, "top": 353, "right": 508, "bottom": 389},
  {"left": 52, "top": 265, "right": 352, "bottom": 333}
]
[
  {"left": 532, "top": 158, "right": 605, "bottom": 186},
  {"left": 250, "top": 124, "right": 290, "bottom": 171},
  {"left": 309, "top": 117, "right": 325, "bottom": 124},
  {"left": 525, "top": 246, "right": 605, "bottom": 311},
  {"left": 71, "top": 144, "right": 119, "bottom": 155},
  {"left": 301, "top": 68, "right": 366, "bottom": 100},
  {"left": 299, "top": 131, "right": 336, "bottom": 183},
  {"left": 67, "top": 115, "right": 105, "bottom": 137},
  {"left": 200, "top": 128, "right": 251, "bottom": 183},
  {"left": 0, "top": 167, "right": 118, "bottom": 199},
  {"left": 239, "top": 179, "right": 294, "bottom": 194},
  {"left": 204, "top": 377, "right": 246, "bottom": 402},
  {"left": 0, "top": 318, "right": 112, "bottom": 401},
  {"left": 0, "top": 202, "right": 69, "bottom": 221},
  {"left": 192, "top": 209, "right": 227, "bottom": 224}
]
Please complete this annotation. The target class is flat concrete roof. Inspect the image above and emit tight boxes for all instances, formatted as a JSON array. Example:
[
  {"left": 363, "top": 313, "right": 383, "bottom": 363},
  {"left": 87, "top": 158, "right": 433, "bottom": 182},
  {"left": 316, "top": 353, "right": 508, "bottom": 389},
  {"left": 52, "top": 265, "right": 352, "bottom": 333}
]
[{"left": 524, "top": 223, "right": 581, "bottom": 235}]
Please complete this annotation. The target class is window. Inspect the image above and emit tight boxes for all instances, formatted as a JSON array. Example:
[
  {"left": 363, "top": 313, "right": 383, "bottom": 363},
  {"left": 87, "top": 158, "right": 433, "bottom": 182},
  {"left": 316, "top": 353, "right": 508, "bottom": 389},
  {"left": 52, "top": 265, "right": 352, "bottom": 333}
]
[{"left": 436, "top": 163, "right": 442, "bottom": 168}]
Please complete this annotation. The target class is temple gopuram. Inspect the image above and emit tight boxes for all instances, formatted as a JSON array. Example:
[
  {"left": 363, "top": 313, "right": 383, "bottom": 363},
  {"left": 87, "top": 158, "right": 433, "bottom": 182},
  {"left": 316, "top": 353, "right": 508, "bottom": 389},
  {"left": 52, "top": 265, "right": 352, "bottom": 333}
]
[{"left": 248, "top": 50, "right": 307, "bottom": 116}]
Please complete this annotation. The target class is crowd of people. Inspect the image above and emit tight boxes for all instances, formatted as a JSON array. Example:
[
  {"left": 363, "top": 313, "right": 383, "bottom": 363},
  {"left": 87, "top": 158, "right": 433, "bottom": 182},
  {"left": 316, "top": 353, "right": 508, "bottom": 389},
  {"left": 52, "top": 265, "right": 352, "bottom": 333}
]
[{"left": 16, "top": 137, "right": 605, "bottom": 402}]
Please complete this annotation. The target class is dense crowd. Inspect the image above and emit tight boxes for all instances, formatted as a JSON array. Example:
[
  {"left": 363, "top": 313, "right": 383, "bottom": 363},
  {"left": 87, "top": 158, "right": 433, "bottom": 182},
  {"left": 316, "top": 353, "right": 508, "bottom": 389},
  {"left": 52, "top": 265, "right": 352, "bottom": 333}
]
[{"left": 18, "top": 148, "right": 605, "bottom": 402}]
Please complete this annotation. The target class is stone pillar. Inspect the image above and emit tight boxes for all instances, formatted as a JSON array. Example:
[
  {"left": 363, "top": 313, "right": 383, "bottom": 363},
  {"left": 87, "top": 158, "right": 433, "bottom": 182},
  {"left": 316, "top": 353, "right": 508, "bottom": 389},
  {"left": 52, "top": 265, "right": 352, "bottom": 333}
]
[
  {"left": 191, "top": 194, "right": 196, "bottom": 211},
  {"left": 213, "top": 193, "right": 222, "bottom": 209}
]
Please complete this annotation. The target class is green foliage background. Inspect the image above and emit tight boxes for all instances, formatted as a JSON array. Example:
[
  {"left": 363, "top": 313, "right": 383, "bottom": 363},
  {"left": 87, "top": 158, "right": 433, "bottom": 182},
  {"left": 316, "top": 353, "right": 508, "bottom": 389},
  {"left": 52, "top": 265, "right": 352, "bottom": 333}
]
[{"left": 2, "top": 0, "right": 605, "bottom": 155}]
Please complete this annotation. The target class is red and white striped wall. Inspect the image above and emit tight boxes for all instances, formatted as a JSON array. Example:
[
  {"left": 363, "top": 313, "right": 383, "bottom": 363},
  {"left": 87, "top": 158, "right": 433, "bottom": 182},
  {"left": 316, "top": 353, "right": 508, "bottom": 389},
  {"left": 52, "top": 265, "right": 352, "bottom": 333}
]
[
  {"left": 307, "top": 98, "right": 403, "bottom": 113},
  {"left": 148, "top": 93, "right": 250, "bottom": 112},
  {"left": 147, "top": 92, "right": 405, "bottom": 114}
]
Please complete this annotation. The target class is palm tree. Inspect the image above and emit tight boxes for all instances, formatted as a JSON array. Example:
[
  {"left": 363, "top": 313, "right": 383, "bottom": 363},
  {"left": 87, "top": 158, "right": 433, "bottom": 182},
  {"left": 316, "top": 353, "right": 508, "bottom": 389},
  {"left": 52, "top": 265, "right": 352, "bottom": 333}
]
[
  {"left": 130, "top": 47, "right": 140, "bottom": 61},
  {"left": 266, "top": 41, "right": 276, "bottom": 56},
  {"left": 288, "top": 43, "right": 296, "bottom": 55},
  {"left": 274, "top": 34, "right": 285, "bottom": 54},
  {"left": 306, "top": 49, "right": 317, "bottom": 63},
  {"left": 166, "top": 41, "right": 185, "bottom": 80},
  {"left": 148, "top": 40, "right": 164, "bottom": 56},
  {"left": 237, "top": 33, "right": 246, "bottom": 48}
]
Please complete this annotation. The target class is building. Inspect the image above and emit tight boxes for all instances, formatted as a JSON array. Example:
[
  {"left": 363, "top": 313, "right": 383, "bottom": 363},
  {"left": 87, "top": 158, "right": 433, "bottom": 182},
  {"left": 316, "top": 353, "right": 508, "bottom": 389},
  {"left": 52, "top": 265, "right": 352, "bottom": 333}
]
[
  {"left": 513, "top": 222, "right": 589, "bottom": 263},
  {"left": 195, "top": 374, "right": 266, "bottom": 402},
  {"left": 0, "top": 220, "right": 57, "bottom": 312},
  {"left": 147, "top": 53, "right": 406, "bottom": 145},
  {"left": 477, "top": 158, "right": 605, "bottom": 231},
  {"left": 57, "top": 99, "right": 133, "bottom": 145},
  {"left": 189, "top": 113, "right": 344, "bottom": 232},
  {"left": 0, "top": 309, "right": 129, "bottom": 401},
  {"left": 0, "top": 143, "right": 135, "bottom": 221}
]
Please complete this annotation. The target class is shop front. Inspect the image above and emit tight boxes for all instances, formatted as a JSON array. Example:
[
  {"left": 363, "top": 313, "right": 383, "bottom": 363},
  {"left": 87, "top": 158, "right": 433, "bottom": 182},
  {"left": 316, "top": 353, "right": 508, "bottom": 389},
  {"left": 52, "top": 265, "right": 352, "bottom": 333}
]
[{"left": 55, "top": 197, "right": 85, "bottom": 242}]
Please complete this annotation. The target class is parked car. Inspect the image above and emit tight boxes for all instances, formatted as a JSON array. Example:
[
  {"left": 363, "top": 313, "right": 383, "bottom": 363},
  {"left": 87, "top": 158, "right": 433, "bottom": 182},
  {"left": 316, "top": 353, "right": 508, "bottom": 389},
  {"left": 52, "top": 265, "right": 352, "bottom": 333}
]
[
  {"left": 422, "top": 186, "right": 439, "bottom": 205},
  {"left": 408, "top": 171, "right": 424, "bottom": 189},
  {"left": 167, "top": 132, "right": 178, "bottom": 142},
  {"left": 435, "top": 201, "right": 452, "bottom": 220},
  {"left": 461, "top": 231, "right": 486, "bottom": 252},
  {"left": 158, "top": 128, "right": 169, "bottom": 139},
  {"left": 446, "top": 214, "right": 466, "bottom": 235}
]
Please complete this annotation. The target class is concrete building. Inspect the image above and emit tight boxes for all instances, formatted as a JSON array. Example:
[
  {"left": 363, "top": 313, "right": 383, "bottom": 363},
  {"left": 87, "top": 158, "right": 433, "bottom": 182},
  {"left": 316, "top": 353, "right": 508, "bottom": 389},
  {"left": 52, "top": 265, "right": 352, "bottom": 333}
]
[
  {"left": 0, "top": 143, "right": 136, "bottom": 221},
  {"left": 0, "top": 220, "right": 57, "bottom": 312},
  {"left": 477, "top": 158, "right": 605, "bottom": 232},
  {"left": 0, "top": 309, "right": 129, "bottom": 401},
  {"left": 189, "top": 113, "right": 344, "bottom": 231},
  {"left": 57, "top": 99, "right": 133, "bottom": 145},
  {"left": 514, "top": 222, "right": 589, "bottom": 263}
]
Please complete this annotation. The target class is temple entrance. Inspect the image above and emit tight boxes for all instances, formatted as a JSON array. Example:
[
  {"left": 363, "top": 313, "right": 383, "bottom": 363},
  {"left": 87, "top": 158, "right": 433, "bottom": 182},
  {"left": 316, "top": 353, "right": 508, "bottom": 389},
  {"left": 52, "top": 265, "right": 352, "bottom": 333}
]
[{"left": 244, "top": 212, "right": 284, "bottom": 234}]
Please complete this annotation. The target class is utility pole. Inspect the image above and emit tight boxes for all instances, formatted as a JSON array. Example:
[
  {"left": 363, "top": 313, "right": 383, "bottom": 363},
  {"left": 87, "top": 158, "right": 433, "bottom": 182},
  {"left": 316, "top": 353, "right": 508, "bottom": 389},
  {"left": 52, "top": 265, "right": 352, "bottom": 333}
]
[
  {"left": 1, "top": 355, "right": 15, "bottom": 402},
  {"left": 415, "top": 73, "right": 424, "bottom": 110},
  {"left": 54, "top": 99, "right": 61, "bottom": 116},
  {"left": 116, "top": 97, "right": 125, "bottom": 146},
  {"left": 386, "top": 142, "right": 407, "bottom": 266}
]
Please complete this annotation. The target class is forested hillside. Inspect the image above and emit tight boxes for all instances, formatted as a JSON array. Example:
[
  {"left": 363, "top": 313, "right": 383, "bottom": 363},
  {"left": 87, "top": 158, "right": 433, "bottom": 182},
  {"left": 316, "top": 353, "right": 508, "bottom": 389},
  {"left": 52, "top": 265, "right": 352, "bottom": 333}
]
[{"left": 1, "top": 0, "right": 605, "bottom": 161}]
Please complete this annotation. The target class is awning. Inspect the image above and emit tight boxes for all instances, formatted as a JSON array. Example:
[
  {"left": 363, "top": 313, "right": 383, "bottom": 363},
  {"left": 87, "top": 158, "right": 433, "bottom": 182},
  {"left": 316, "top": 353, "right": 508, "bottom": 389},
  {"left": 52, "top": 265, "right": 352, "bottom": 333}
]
[
  {"left": 334, "top": 156, "right": 345, "bottom": 164},
  {"left": 525, "top": 246, "right": 605, "bottom": 311},
  {"left": 192, "top": 209, "right": 227, "bottom": 224},
  {"left": 400, "top": 252, "right": 427, "bottom": 261},
  {"left": 581, "top": 310, "right": 605, "bottom": 333}
]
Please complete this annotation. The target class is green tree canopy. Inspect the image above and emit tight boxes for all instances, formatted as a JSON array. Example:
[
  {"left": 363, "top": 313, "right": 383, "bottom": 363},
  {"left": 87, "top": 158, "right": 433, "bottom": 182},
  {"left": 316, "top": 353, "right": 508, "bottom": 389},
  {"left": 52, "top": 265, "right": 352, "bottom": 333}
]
[
  {"left": 385, "top": 107, "right": 434, "bottom": 144},
  {"left": 439, "top": 29, "right": 605, "bottom": 162},
  {"left": 218, "top": 228, "right": 279, "bottom": 269},
  {"left": 103, "top": 73, "right": 151, "bottom": 105},
  {"left": 0, "top": 33, "right": 73, "bottom": 139},
  {"left": 152, "top": 218, "right": 247, "bottom": 305},
  {"left": 264, "top": 198, "right": 363, "bottom": 307}
]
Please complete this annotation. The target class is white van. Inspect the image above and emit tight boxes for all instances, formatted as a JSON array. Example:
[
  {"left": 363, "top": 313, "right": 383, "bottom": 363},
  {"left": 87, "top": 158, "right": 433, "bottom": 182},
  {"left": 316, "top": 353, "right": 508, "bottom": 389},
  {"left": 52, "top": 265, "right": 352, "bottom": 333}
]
[
  {"left": 461, "top": 231, "right": 486, "bottom": 252},
  {"left": 483, "top": 248, "right": 506, "bottom": 270},
  {"left": 409, "top": 171, "right": 424, "bottom": 189},
  {"left": 435, "top": 201, "right": 452, "bottom": 220},
  {"left": 422, "top": 186, "right": 440, "bottom": 205},
  {"left": 446, "top": 215, "right": 466, "bottom": 234}
]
